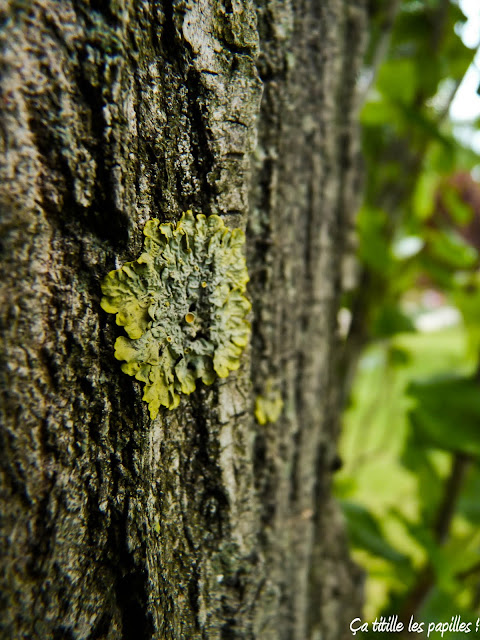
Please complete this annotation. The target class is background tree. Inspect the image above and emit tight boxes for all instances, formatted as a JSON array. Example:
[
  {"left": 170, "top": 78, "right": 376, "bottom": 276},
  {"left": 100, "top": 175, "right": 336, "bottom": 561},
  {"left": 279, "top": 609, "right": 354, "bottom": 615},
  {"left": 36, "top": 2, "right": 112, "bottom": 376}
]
[
  {"left": 336, "top": 0, "right": 480, "bottom": 630},
  {"left": 0, "top": 1, "right": 367, "bottom": 638}
]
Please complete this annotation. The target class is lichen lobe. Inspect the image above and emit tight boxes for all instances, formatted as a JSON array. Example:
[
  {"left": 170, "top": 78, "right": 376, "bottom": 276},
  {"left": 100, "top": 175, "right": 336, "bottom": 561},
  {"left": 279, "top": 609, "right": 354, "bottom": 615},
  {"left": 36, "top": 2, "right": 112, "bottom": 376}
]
[{"left": 101, "top": 211, "right": 251, "bottom": 418}]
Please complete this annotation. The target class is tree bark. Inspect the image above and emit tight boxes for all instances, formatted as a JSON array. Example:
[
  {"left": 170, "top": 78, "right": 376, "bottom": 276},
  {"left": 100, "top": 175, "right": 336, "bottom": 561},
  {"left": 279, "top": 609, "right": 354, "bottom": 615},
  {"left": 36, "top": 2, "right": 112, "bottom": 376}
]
[{"left": 0, "top": 1, "right": 366, "bottom": 639}]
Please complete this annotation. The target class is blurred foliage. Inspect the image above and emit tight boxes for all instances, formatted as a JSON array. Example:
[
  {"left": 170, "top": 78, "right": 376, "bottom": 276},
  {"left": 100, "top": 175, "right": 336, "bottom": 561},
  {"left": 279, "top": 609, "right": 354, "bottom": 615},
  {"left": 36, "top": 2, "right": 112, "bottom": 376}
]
[{"left": 336, "top": 0, "right": 480, "bottom": 632}]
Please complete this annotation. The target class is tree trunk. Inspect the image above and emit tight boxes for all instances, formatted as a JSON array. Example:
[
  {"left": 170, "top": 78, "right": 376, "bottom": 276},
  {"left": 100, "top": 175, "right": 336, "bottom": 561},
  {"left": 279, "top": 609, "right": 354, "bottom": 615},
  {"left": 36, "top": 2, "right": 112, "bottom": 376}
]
[{"left": 0, "top": 1, "right": 366, "bottom": 639}]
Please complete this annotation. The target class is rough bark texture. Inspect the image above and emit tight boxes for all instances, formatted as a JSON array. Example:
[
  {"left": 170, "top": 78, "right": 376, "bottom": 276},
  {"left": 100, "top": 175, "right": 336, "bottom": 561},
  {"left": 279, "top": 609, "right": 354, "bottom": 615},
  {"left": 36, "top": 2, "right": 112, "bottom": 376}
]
[{"left": 0, "top": 1, "right": 366, "bottom": 639}]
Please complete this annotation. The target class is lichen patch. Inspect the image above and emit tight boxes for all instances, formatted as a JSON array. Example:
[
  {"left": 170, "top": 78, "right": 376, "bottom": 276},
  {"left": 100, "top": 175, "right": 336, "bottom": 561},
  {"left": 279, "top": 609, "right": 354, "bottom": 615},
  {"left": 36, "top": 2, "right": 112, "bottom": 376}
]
[{"left": 101, "top": 211, "right": 250, "bottom": 418}]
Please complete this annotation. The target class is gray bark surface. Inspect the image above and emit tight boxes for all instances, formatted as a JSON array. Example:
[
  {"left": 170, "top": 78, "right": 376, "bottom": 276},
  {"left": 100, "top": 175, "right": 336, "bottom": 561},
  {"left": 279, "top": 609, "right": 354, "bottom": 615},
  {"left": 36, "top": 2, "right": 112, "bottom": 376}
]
[{"left": 0, "top": 1, "right": 365, "bottom": 638}]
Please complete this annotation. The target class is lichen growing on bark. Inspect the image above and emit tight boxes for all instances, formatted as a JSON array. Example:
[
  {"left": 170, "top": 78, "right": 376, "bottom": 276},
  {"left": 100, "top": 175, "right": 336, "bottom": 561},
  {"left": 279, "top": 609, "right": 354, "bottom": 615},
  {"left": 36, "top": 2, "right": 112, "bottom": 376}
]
[
  {"left": 254, "top": 379, "right": 284, "bottom": 425},
  {"left": 101, "top": 211, "right": 251, "bottom": 418}
]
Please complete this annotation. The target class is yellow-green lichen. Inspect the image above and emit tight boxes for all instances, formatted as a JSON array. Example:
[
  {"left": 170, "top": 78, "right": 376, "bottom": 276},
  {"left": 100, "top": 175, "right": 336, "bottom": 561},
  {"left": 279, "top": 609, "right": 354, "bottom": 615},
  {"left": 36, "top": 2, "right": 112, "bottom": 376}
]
[
  {"left": 101, "top": 211, "right": 251, "bottom": 418},
  {"left": 254, "top": 380, "right": 283, "bottom": 425}
]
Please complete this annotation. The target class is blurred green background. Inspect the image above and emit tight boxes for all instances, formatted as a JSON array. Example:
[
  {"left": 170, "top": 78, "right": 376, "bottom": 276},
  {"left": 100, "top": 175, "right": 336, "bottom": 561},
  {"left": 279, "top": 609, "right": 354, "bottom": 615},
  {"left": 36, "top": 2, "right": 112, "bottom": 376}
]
[{"left": 336, "top": 0, "right": 480, "bottom": 633}]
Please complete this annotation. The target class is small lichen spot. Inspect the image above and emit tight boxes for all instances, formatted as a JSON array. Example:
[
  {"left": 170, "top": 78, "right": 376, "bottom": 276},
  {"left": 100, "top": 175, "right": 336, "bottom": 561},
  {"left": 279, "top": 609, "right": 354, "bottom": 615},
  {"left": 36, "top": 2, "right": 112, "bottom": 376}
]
[
  {"left": 101, "top": 211, "right": 251, "bottom": 418},
  {"left": 255, "top": 379, "right": 284, "bottom": 425}
]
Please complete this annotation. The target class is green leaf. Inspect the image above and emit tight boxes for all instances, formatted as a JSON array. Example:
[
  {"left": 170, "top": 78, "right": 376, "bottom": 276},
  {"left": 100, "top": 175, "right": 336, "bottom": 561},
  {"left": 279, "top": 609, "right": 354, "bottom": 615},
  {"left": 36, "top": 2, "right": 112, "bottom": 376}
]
[
  {"left": 361, "top": 99, "right": 399, "bottom": 126},
  {"left": 377, "top": 59, "right": 417, "bottom": 104},
  {"left": 357, "top": 206, "right": 393, "bottom": 274},
  {"left": 388, "top": 345, "right": 411, "bottom": 367},
  {"left": 442, "top": 186, "right": 474, "bottom": 225},
  {"left": 407, "top": 375, "right": 480, "bottom": 455},
  {"left": 426, "top": 229, "right": 478, "bottom": 270},
  {"left": 453, "top": 285, "right": 480, "bottom": 356},
  {"left": 372, "top": 304, "right": 415, "bottom": 339},
  {"left": 458, "top": 464, "right": 480, "bottom": 524},
  {"left": 340, "top": 501, "right": 410, "bottom": 565},
  {"left": 413, "top": 172, "right": 438, "bottom": 220},
  {"left": 419, "top": 587, "right": 477, "bottom": 629},
  {"left": 401, "top": 431, "right": 446, "bottom": 523}
]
